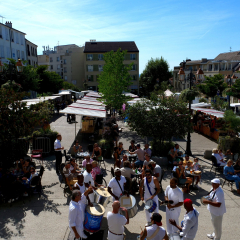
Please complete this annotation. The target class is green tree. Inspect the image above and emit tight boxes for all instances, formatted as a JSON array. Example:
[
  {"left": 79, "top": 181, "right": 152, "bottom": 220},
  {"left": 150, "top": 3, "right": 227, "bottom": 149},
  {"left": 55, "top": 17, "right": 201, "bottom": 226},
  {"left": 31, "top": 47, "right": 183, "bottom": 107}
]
[
  {"left": 179, "top": 88, "right": 200, "bottom": 102},
  {"left": 139, "top": 57, "right": 172, "bottom": 98},
  {"left": 37, "top": 65, "right": 64, "bottom": 94},
  {"left": 224, "top": 78, "right": 240, "bottom": 99},
  {"left": 97, "top": 49, "right": 133, "bottom": 111},
  {"left": 198, "top": 74, "right": 227, "bottom": 98},
  {"left": 62, "top": 81, "right": 81, "bottom": 92},
  {"left": 224, "top": 110, "right": 240, "bottom": 134}
]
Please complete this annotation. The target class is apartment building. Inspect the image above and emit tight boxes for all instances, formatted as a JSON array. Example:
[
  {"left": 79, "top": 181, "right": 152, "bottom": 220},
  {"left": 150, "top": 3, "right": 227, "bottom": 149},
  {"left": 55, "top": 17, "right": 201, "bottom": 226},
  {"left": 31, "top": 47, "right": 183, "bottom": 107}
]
[
  {"left": 38, "top": 44, "right": 85, "bottom": 88},
  {"left": 83, "top": 41, "right": 139, "bottom": 93},
  {"left": 0, "top": 21, "right": 26, "bottom": 63},
  {"left": 172, "top": 51, "right": 240, "bottom": 92},
  {"left": 25, "top": 39, "right": 38, "bottom": 66}
]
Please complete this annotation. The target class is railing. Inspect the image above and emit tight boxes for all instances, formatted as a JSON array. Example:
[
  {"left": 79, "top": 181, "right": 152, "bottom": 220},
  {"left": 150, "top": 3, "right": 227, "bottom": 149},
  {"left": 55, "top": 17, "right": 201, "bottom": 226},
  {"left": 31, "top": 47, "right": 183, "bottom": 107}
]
[{"left": 33, "top": 137, "right": 51, "bottom": 154}]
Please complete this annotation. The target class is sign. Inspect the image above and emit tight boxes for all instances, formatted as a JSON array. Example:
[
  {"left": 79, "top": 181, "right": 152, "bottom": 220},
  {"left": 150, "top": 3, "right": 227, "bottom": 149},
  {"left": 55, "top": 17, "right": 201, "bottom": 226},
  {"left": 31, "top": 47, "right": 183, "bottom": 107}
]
[{"left": 12, "top": 53, "right": 15, "bottom": 57}]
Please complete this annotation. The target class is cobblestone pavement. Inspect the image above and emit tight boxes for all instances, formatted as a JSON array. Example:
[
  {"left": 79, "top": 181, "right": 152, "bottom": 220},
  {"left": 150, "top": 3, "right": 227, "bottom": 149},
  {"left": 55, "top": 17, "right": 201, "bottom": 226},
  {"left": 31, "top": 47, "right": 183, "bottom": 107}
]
[{"left": 0, "top": 114, "right": 239, "bottom": 240}]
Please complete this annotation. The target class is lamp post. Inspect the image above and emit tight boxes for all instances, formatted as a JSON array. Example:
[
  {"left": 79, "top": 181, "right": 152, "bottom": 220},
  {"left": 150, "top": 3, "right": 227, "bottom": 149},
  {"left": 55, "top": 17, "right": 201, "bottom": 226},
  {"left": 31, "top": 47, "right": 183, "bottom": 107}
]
[
  {"left": 0, "top": 58, "right": 4, "bottom": 73},
  {"left": 226, "top": 74, "right": 232, "bottom": 109}
]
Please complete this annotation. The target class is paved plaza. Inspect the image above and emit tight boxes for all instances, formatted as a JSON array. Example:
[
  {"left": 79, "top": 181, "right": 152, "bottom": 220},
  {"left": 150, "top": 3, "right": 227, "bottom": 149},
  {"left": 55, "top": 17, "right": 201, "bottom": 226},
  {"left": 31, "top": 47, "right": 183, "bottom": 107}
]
[{"left": 0, "top": 114, "right": 239, "bottom": 240}]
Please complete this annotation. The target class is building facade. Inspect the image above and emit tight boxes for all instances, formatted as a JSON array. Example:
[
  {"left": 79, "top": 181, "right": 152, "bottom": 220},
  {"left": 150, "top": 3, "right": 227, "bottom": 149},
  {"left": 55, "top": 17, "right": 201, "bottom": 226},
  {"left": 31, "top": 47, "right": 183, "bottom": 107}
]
[
  {"left": 25, "top": 39, "right": 38, "bottom": 66},
  {"left": 83, "top": 41, "right": 139, "bottom": 93},
  {"left": 0, "top": 21, "right": 26, "bottom": 63},
  {"left": 173, "top": 51, "right": 240, "bottom": 92}
]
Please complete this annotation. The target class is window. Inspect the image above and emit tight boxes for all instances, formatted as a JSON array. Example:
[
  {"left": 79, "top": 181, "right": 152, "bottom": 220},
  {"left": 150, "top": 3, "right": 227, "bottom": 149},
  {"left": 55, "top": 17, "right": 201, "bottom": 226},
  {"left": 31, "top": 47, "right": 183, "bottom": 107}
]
[
  {"left": 87, "top": 65, "right": 93, "bottom": 72},
  {"left": 131, "top": 75, "right": 137, "bottom": 81},
  {"left": 64, "top": 76, "right": 68, "bottom": 81},
  {"left": 6, "top": 47, "right": 11, "bottom": 58},
  {"left": 21, "top": 35, "right": 24, "bottom": 45},
  {"left": 130, "top": 54, "right": 136, "bottom": 60},
  {"left": 57, "top": 64, "right": 60, "bottom": 69},
  {"left": 50, "top": 57, "right": 53, "bottom": 62},
  {"left": 11, "top": 31, "right": 14, "bottom": 42},
  {"left": 50, "top": 65, "right": 53, "bottom": 70},
  {"left": 87, "top": 75, "right": 94, "bottom": 81},
  {"left": 5, "top": 28, "right": 9, "bottom": 40},
  {"left": 98, "top": 54, "right": 103, "bottom": 60},
  {"left": 28, "top": 60, "right": 31, "bottom": 65},
  {"left": 64, "top": 67, "right": 67, "bottom": 73},
  {"left": 0, "top": 45, "right": 4, "bottom": 58},
  {"left": 57, "top": 57, "right": 60, "bottom": 62},
  {"left": 131, "top": 64, "right": 136, "bottom": 71},
  {"left": 17, "top": 50, "right": 20, "bottom": 59},
  {"left": 21, "top": 51, "right": 24, "bottom": 60},
  {"left": 63, "top": 59, "right": 67, "bottom": 64},
  {"left": 87, "top": 54, "right": 93, "bottom": 61},
  {"left": 16, "top": 32, "right": 19, "bottom": 44},
  {"left": 72, "top": 80, "right": 76, "bottom": 85},
  {"left": 0, "top": 26, "right": 2, "bottom": 39},
  {"left": 98, "top": 65, "right": 103, "bottom": 71}
]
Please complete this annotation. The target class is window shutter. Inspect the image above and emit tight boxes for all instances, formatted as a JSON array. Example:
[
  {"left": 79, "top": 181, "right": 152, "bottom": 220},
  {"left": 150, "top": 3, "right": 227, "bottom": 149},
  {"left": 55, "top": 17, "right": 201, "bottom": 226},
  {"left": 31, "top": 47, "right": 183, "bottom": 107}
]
[
  {"left": 91, "top": 75, "right": 94, "bottom": 81},
  {"left": 93, "top": 54, "right": 98, "bottom": 61},
  {"left": 93, "top": 65, "right": 98, "bottom": 71}
]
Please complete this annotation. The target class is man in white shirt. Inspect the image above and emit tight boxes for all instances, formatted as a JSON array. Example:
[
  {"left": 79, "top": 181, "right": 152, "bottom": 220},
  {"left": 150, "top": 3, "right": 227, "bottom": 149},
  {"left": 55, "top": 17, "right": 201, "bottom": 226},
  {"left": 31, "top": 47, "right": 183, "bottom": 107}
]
[
  {"left": 129, "top": 143, "right": 145, "bottom": 167},
  {"left": 165, "top": 178, "right": 184, "bottom": 235},
  {"left": 107, "top": 201, "right": 129, "bottom": 240},
  {"left": 54, "top": 134, "right": 64, "bottom": 175},
  {"left": 83, "top": 163, "right": 96, "bottom": 202},
  {"left": 108, "top": 168, "right": 127, "bottom": 201},
  {"left": 68, "top": 188, "right": 92, "bottom": 239},
  {"left": 140, "top": 213, "right": 168, "bottom": 240},
  {"left": 202, "top": 178, "right": 226, "bottom": 240},
  {"left": 169, "top": 198, "right": 199, "bottom": 240}
]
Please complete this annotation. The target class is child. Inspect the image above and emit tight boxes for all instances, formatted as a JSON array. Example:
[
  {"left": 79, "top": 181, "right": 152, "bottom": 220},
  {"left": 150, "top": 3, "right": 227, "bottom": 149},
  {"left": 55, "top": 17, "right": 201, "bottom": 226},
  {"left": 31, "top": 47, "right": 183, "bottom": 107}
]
[{"left": 192, "top": 158, "right": 201, "bottom": 188}]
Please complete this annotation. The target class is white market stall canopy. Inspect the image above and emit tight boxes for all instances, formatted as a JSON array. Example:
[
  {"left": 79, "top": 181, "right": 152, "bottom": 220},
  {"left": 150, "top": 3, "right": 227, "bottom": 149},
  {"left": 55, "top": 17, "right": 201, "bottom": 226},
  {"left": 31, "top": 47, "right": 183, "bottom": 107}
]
[
  {"left": 127, "top": 98, "right": 146, "bottom": 105},
  {"left": 76, "top": 100, "right": 105, "bottom": 106},
  {"left": 21, "top": 96, "right": 60, "bottom": 107},
  {"left": 192, "top": 107, "right": 224, "bottom": 118},
  {"left": 191, "top": 103, "right": 211, "bottom": 108},
  {"left": 81, "top": 97, "right": 99, "bottom": 102},
  {"left": 71, "top": 103, "right": 105, "bottom": 110},
  {"left": 123, "top": 92, "right": 139, "bottom": 98},
  {"left": 86, "top": 92, "right": 102, "bottom": 98},
  {"left": 230, "top": 103, "right": 240, "bottom": 107}
]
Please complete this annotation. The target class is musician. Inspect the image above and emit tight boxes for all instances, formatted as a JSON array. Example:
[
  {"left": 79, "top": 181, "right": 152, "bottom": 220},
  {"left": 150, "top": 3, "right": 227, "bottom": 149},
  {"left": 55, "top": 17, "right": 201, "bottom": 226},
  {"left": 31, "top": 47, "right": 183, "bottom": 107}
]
[
  {"left": 140, "top": 169, "right": 161, "bottom": 226},
  {"left": 107, "top": 201, "right": 129, "bottom": 240},
  {"left": 140, "top": 213, "right": 168, "bottom": 240},
  {"left": 169, "top": 198, "right": 199, "bottom": 240},
  {"left": 202, "top": 178, "right": 226, "bottom": 240},
  {"left": 165, "top": 178, "right": 184, "bottom": 235},
  {"left": 108, "top": 168, "right": 127, "bottom": 201},
  {"left": 68, "top": 188, "right": 92, "bottom": 239}
]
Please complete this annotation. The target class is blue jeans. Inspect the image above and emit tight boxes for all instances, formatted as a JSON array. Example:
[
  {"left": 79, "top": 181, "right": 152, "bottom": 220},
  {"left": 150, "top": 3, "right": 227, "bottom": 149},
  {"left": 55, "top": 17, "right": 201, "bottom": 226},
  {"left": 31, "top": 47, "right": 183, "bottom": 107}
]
[
  {"left": 134, "top": 160, "right": 143, "bottom": 168},
  {"left": 226, "top": 175, "right": 240, "bottom": 189}
]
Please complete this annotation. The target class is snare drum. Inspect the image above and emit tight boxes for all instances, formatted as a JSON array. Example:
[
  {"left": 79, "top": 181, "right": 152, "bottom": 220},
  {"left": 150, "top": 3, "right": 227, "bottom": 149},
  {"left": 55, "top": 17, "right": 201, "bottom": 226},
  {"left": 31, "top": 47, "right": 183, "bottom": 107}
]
[
  {"left": 84, "top": 203, "right": 105, "bottom": 233},
  {"left": 200, "top": 196, "right": 212, "bottom": 205},
  {"left": 145, "top": 199, "right": 157, "bottom": 213},
  {"left": 94, "top": 187, "right": 111, "bottom": 208},
  {"left": 119, "top": 194, "right": 138, "bottom": 218}
]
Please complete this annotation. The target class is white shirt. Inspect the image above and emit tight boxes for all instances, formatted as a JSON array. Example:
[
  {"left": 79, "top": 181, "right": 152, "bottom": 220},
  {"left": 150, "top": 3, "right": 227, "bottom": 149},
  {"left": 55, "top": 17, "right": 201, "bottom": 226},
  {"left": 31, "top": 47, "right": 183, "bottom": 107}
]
[
  {"left": 83, "top": 170, "right": 94, "bottom": 186},
  {"left": 68, "top": 200, "right": 83, "bottom": 228},
  {"left": 144, "top": 176, "right": 156, "bottom": 199},
  {"left": 54, "top": 139, "right": 61, "bottom": 151},
  {"left": 107, "top": 212, "right": 127, "bottom": 234},
  {"left": 143, "top": 160, "right": 151, "bottom": 167},
  {"left": 180, "top": 208, "right": 199, "bottom": 239},
  {"left": 165, "top": 185, "right": 183, "bottom": 210},
  {"left": 120, "top": 167, "right": 135, "bottom": 178},
  {"left": 146, "top": 224, "right": 166, "bottom": 240},
  {"left": 108, "top": 176, "right": 126, "bottom": 200},
  {"left": 207, "top": 187, "right": 226, "bottom": 216},
  {"left": 74, "top": 183, "right": 87, "bottom": 205},
  {"left": 154, "top": 164, "right": 161, "bottom": 181}
]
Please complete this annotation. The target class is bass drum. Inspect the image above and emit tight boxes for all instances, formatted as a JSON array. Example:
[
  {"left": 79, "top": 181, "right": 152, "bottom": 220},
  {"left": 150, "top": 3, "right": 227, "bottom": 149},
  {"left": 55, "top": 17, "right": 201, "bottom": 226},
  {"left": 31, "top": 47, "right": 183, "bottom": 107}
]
[{"left": 119, "top": 194, "right": 138, "bottom": 218}]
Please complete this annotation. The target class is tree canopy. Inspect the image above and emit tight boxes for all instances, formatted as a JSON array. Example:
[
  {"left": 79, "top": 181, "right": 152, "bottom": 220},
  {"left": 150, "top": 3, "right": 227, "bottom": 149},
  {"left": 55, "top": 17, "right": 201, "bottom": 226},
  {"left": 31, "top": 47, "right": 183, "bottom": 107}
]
[
  {"left": 139, "top": 57, "right": 172, "bottom": 98},
  {"left": 97, "top": 49, "right": 132, "bottom": 110},
  {"left": 198, "top": 74, "right": 227, "bottom": 98},
  {"left": 62, "top": 81, "right": 81, "bottom": 92}
]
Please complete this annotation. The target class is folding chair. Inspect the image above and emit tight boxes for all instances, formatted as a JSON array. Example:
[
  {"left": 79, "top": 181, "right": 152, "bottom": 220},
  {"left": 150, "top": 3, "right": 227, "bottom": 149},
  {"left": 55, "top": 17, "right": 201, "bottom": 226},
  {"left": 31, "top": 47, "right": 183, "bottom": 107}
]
[
  {"left": 210, "top": 156, "right": 222, "bottom": 175},
  {"left": 222, "top": 176, "right": 235, "bottom": 191},
  {"left": 31, "top": 149, "right": 43, "bottom": 165}
]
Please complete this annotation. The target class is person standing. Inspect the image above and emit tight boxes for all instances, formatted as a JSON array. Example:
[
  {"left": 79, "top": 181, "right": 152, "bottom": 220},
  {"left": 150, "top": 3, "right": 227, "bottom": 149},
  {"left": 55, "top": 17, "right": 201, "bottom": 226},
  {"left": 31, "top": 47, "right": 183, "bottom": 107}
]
[
  {"left": 107, "top": 201, "right": 129, "bottom": 240},
  {"left": 169, "top": 198, "right": 199, "bottom": 240},
  {"left": 140, "top": 213, "right": 168, "bottom": 240},
  {"left": 165, "top": 178, "right": 184, "bottom": 235},
  {"left": 54, "top": 134, "right": 64, "bottom": 175},
  {"left": 83, "top": 163, "right": 96, "bottom": 202},
  {"left": 202, "top": 178, "right": 226, "bottom": 240},
  {"left": 68, "top": 188, "right": 92, "bottom": 239},
  {"left": 140, "top": 169, "right": 161, "bottom": 226}
]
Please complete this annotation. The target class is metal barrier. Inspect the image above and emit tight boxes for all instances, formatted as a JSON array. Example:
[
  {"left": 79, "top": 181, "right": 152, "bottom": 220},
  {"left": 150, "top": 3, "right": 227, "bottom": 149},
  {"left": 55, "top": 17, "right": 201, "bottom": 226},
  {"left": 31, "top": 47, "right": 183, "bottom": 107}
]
[{"left": 33, "top": 137, "right": 51, "bottom": 154}]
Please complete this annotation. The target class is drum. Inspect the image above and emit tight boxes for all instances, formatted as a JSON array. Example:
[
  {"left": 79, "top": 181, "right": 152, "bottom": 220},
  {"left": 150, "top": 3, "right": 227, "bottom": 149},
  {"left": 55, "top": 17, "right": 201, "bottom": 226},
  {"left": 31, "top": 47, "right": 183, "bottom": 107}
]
[
  {"left": 94, "top": 187, "right": 111, "bottom": 208},
  {"left": 119, "top": 194, "right": 138, "bottom": 218},
  {"left": 200, "top": 195, "right": 212, "bottom": 205},
  {"left": 145, "top": 199, "right": 157, "bottom": 213},
  {"left": 84, "top": 203, "right": 105, "bottom": 233}
]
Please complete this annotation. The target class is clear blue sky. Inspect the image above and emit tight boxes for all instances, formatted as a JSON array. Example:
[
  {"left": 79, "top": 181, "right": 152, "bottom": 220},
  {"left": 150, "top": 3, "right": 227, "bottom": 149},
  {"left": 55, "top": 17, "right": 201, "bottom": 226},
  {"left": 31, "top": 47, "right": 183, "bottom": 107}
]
[{"left": 1, "top": 0, "right": 239, "bottom": 73}]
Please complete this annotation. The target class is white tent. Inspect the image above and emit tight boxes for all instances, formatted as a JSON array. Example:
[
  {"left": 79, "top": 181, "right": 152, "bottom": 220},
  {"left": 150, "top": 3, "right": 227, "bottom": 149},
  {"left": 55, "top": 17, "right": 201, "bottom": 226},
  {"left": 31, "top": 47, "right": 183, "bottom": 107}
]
[
  {"left": 191, "top": 103, "right": 211, "bottom": 108},
  {"left": 86, "top": 92, "right": 102, "bottom": 98},
  {"left": 123, "top": 92, "right": 139, "bottom": 98},
  {"left": 76, "top": 100, "right": 104, "bottom": 106},
  {"left": 191, "top": 107, "right": 224, "bottom": 118},
  {"left": 164, "top": 89, "right": 173, "bottom": 97}
]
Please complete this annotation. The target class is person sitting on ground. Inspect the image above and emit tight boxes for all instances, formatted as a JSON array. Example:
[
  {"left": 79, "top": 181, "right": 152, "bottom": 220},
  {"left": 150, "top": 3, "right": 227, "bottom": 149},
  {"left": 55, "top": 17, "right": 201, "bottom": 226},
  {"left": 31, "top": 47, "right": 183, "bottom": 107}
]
[
  {"left": 91, "top": 161, "right": 101, "bottom": 181},
  {"left": 73, "top": 140, "right": 83, "bottom": 158},
  {"left": 212, "top": 149, "right": 226, "bottom": 167},
  {"left": 192, "top": 158, "right": 202, "bottom": 188},
  {"left": 15, "top": 159, "right": 25, "bottom": 174},
  {"left": 224, "top": 160, "right": 240, "bottom": 195},
  {"left": 129, "top": 143, "right": 145, "bottom": 167},
  {"left": 148, "top": 161, "right": 162, "bottom": 182},
  {"left": 92, "top": 143, "right": 102, "bottom": 161},
  {"left": 82, "top": 155, "right": 93, "bottom": 168},
  {"left": 225, "top": 149, "right": 233, "bottom": 160},
  {"left": 144, "top": 143, "right": 152, "bottom": 157},
  {"left": 234, "top": 159, "right": 240, "bottom": 177},
  {"left": 63, "top": 161, "right": 73, "bottom": 190},
  {"left": 129, "top": 140, "right": 137, "bottom": 152},
  {"left": 175, "top": 161, "right": 192, "bottom": 193}
]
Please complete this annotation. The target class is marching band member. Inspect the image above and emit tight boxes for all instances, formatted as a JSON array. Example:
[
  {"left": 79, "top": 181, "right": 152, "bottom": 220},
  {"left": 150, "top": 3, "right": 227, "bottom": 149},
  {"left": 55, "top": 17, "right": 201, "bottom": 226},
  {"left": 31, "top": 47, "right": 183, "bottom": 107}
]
[
  {"left": 140, "top": 169, "right": 161, "bottom": 226},
  {"left": 165, "top": 178, "right": 184, "bottom": 235},
  {"left": 202, "top": 178, "right": 226, "bottom": 240},
  {"left": 140, "top": 213, "right": 168, "bottom": 240},
  {"left": 107, "top": 201, "right": 129, "bottom": 240},
  {"left": 83, "top": 163, "right": 96, "bottom": 202},
  {"left": 169, "top": 198, "right": 199, "bottom": 240},
  {"left": 108, "top": 168, "right": 127, "bottom": 201},
  {"left": 68, "top": 188, "right": 92, "bottom": 239}
]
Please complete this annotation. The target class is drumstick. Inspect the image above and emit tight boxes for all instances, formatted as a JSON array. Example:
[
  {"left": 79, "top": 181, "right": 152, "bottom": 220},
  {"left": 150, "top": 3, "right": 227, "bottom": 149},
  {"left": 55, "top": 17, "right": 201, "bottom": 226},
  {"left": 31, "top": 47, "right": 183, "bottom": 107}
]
[{"left": 140, "top": 226, "right": 143, "bottom": 231}]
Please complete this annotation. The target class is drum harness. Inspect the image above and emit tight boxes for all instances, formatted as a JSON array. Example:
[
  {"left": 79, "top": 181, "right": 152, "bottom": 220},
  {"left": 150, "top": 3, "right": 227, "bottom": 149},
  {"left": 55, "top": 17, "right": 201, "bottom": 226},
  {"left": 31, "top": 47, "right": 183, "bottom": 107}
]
[{"left": 116, "top": 177, "right": 124, "bottom": 196}]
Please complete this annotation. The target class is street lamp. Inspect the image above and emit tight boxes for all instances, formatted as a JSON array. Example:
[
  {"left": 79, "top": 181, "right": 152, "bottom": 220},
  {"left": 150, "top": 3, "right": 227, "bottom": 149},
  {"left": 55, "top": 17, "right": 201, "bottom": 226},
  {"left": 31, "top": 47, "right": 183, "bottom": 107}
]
[
  {"left": 16, "top": 59, "right": 24, "bottom": 73},
  {"left": 196, "top": 68, "right": 204, "bottom": 84}
]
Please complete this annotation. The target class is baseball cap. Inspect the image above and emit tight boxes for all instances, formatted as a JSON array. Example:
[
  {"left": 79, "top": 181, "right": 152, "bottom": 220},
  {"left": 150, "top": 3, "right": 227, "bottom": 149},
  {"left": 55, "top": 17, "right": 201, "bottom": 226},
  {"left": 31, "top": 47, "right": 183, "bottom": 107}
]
[
  {"left": 114, "top": 167, "right": 121, "bottom": 173},
  {"left": 211, "top": 178, "right": 220, "bottom": 184}
]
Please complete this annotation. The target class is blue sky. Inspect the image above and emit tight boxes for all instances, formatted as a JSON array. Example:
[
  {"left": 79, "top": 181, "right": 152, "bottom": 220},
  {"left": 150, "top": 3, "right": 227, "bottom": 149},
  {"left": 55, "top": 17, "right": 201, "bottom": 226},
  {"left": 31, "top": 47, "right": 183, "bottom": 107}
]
[{"left": 1, "top": 0, "right": 240, "bottom": 73}]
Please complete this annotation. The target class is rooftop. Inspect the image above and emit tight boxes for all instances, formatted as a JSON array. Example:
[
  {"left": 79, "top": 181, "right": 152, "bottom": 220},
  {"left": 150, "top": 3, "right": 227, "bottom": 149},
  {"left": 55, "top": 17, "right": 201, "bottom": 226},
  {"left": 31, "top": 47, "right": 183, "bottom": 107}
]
[
  {"left": 214, "top": 51, "right": 240, "bottom": 61},
  {"left": 25, "top": 38, "right": 38, "bottom": 47},
  {"left": 0, "top": 22, "right": 26, "bottom": 35},
  {"left": 84, "top": 41, "right": 139, "bottom": 53}
]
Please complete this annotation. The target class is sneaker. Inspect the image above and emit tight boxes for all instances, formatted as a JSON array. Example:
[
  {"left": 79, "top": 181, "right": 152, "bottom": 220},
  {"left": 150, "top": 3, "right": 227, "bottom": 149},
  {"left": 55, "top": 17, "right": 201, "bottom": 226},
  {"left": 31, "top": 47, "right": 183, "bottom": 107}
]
[
  {"left": 23, "top": 193, "right": 28, "bottom": 197},
  {"left": 207, "top": 233, "right": 214, "bottom": 239},
  {"left": 79, "top": 231, "right": 87, "bottom": 239}
]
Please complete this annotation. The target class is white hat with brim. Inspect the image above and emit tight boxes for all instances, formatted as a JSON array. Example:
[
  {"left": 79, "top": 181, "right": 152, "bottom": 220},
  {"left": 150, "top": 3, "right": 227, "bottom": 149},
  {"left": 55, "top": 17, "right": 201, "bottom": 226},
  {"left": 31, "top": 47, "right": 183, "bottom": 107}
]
[
  {"left": 114, "top": 167, "right": 121, "bottom": 173},
  {"left": 211, "top": 178, "right": 220, "bottom": 184}
]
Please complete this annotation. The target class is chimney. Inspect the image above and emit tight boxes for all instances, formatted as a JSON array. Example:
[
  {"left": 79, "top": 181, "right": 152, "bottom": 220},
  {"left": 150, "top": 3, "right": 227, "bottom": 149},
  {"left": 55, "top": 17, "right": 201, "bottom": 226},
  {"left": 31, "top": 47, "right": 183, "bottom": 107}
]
[{"left": 5, "top": 21, "right": 12, "bottom": 28}]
